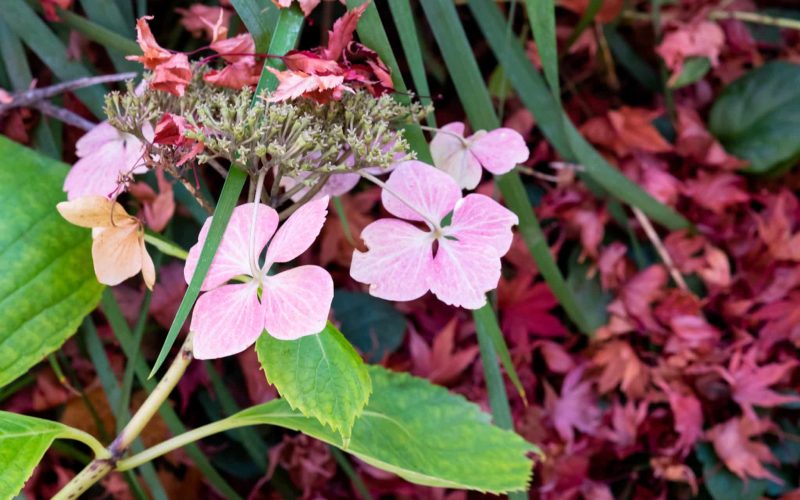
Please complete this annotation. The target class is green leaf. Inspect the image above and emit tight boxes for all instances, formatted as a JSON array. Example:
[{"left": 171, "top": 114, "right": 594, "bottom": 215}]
[
  {"left": 603, "top": 25, "right": 660, "bottom": 92},
  {"left": 233, "top": 366, "right": 536, "bottom": 493},
  {"left": 669, "top": 56, "right": 711, "bottom": 89},
  {"left": 229, "top": 0, "right": 280, "bottom": 52},
  {"left": 0, "top": 136, "right": 103, "bottom": 388},
  {"left": 696, "top": 443, "right": 769, "bottom": 500},
  {"left": 331, "top": 290, "right": 406, "bottom": 362},
  {"left": 709, "top": 61, "right": 800, "bottom": 173},
  {"left": 473, "top": 304, "right": 526, "bottom": 402},
  {"left": 0, "top": 411, "right": 105, "bottom": 498},
  {"left": 256, "top": 322, "right": 371, "bottom": 442}
]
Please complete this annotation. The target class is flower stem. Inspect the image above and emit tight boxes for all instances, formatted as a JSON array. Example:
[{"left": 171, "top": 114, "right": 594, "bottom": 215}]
[
  {"left": 417, "top": 124, "right": 469, "bottom": 146},
  {"left": 249, "top": 169, "right": 267, "bottom": 278},
  {"left": 53, "top": 333, "right": 195, "bottom": 500}
]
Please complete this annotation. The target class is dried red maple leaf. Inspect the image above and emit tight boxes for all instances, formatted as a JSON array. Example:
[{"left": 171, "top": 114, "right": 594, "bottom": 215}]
[
  {"left": 593, "top": 340, "right": 649, "bottom": 398},
  {"left": 717, "top": 349, "right": 800, "bottom": 419},
  {"left": 544, "top": 366, "right": 601, "bottom": 443},
  {"left": 707, "top": 416, "right": 781, "bottom": 483},
  {"left": 409, "top": 318, "right": 479, "bottom": 386}
]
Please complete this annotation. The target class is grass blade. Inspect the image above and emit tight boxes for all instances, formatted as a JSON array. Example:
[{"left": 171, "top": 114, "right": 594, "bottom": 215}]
[
  {"left": 526, "top": 0, "right": 560, "bottom": 101},
  {"left": 102, "top": 291, "right": 243, "bottom": 499},
  {"left": 468, "top": 0, "right": 690, "bottom": 230},
  {"left": 603, "top": 25, "right": 660, "bottom": 92},
  {"left": 473, "top": 303, "right": 525, "bottom": 401},
  {"left": 58, "top": 8, "right": 142, "bottom": 59},
  {"left": 76, "top": 0, "right": 139, "bottom": 73},
  {"left": 117, "top": 291, "right": 152, "bottom": 430},
  {"left": 0, "top": 0, "right": 107, "bottom": 117},
  {"left": 387, "top": 0, "right": 436, "bottom": 126},
  {"left": 564, "top": 0, "right": 603, "bottom": 49},
  {"left": 229, "top": 0, "right": 281, "bottom": 52},
  {"left": 152, "top": 1, "right": 305, "bottom": 377}
]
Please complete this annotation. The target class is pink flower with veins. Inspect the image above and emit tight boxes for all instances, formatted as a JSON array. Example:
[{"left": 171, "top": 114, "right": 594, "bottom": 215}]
[
  {"left": 185, "top": 197, "right": 333, "bottom": 359},
  {"left": 350, "top": 161, "right": 518, "bottom": 309},
  {"left": 430, "top": 122, "right": 529, "bottom": 190},
  {"left": 64, "top": 121, "right": 154, "bottom": 200}
]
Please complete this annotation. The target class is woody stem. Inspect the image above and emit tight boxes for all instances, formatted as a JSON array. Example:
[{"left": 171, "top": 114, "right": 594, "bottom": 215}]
[{"left": 53, "top": 333, "right": 195, "bottom": 500}]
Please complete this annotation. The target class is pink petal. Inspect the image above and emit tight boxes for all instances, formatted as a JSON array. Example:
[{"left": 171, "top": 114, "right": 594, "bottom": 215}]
[
  {"left": 281, "top": 171, "right": 360, "bottom": 201},
  {"left": 382, "top": 161, "right": 461, "bottom": 224},
  {"left": 350, "top": 218, "right": 434, "bottom": 301},
  {"left": 262, "top": 265, "right": 333, "bottom": 340},
  {"left": 265, "top": 196, "right": 329, "bottom": 265},
  {"left": 429, "top": 238, "right": 501, "bottom": 309},
  {"left": 74, "top": 122, "right": 122, "bottom": 157},
  {"left": 469, "top": 128, "right": 529, "bottom": 175},
  {"left": 431, "top": 122, "right": 482, "bottom": 189},
  {"left": 446, "top": 193, "right": 518, "bottom": 256},
  {"left": 190, "top": 282, "right": 265, "bottom": 359},
  {"left": 185, "top": 203, "right": 278, "bottom": 290}
]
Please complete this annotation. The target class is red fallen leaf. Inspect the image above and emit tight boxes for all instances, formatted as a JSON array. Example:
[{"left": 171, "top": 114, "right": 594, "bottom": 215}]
[
  {"left": 593, "top": 340, "right": 649, "bottom": 398},
  {"left": 682, "top": 171, "right": 750, "bottom": 215},
  {"left": 666, "top": 314, "right": 721, "bottom": 354},
  {"left": 544, "top": 366, "right": 601, "bottom": 443},
  {"left": 324, "top": 2, "right": 370, "bottom": 60},
  {"left": 204, "top": 61, "right": 261, "bottom": 90},
  {"left": 614, "top": 265, "right": 668, "bottom": 331},
  {"left": 153, "top": 113, "right": 204, "bottom": 165},
  {"left": 266, "top": 434, "right": 337, "bottom": 498},
  {"left": 497, "top": 272, "right": 568, "bottom": 342},
  {"left": 707, "top": 416, "right": 782, "bottom": 483},
  {"left": 265, "top": 66, "right": 350, "bottom": 104},
  {"left": 128, "top": 169, "right": 175, "bottom": 232},
  {"left": 532, "top": 340, "right": 575, "bottom": 374},
  {"left": 753, "top": 291, "right": 800, "bottom": 348},
  {"left": 717, "top": 348, "right": 800, "bottom": 419},
  {"left": 176, "top": 360, "right": 209, "bottom": 413},
  {"left": 581, "top": 107, "right": 672, "bottom": 157},
  {"left": 756, "top": 190, "right": 800, "bottom": 261},
  {"left": 175, "top": 5, "right": 231, "bottom": 41},
  {"left": 127, "top": 17, "right": 193, "bottom": 96},
  {"left": 284, "top": 50, "right": 343, "bottom": 74},
  {"left": 237, "top": 347, "right": 278, "bottom": 404},
  {"left": 558, "top": 0, "right": 623, "bottom": 23},
  {"left": 40, "top": 0, "right": 72, "bottom": 22},
  {"left": 409, "top": 318, "right": 479, "bottom": 386},
  {"left": 319, "top": 190, "right": 378, "bottom": 266},
  {"left": 272, "top": 0, "right": 333, "bottom": 18},
  {"left": 651, "top": 457, "right": 698, "bottom": 495},
  {"left": 656, "top": 380, "right": 704, "bottom": 456},
  {"left": 209, "top": 33, "right": 255, "bottom": 64},
  {"left": 657, "top": 21, "right": 726, "bottom": 83},
  {"left": 676, "top": 106, "right": 746, "bottom": 169},
  {"left": 597, "top": 242, "right": 632, "bottom": 290},
  {"left": 601, "top": 399, "right": 648, "bottom": 455},
  {"left": 638, "top": 157, "right": 682, "bottom": 206}
]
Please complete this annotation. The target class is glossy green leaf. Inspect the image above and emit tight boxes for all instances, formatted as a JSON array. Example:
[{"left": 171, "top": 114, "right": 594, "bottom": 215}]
[
  {"left": 256, "top": 322, "right": 371, "bottom": 442},
  {"left": 0, "top": 137, "right": 103, "bottom": 388},
  {"left": 331, "top": 290, "right": 406, "bottom": 362},
  {"left": 669, "top": 56, "right": 711, "bottom": 89},
  {"left": 152, "top": 6, "right": 304, "bottom": 377},
  {"left": 232, "top": 366, "right": 536, "bottom": 493},
  {"left": 229, "top": 0, "right": 280, "bottom": 52},
  {"left": 0, "top": 412, "right": 105, "bottom": 498},
  {"left": 709, "top": 61, "right": 800, "bottom": 173}
]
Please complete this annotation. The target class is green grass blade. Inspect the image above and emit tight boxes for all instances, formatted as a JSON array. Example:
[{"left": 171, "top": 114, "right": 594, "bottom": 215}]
[
  {"left": 77, "top": 0, "right": 139, "bottom": 73},
  {"left": 526, "top": 0, "right": 560, "bottom": 101},
  {"left": 473, "top": 303, "right": 525, "bottom": 401},
  {"left": 58, "top": 8, "right": 142, "bottom": 60},
  {"left": 387, "top": 0, "right": 436, "bottom": 126},
  {"left": 113, "top": 0, "right": 134, "bottom": 27},
  {"left": 102, "top": 291, "right": 242, "bottom": 499},
  {"left": 602, "top": 25, "right": 660, "bottom": 92},
  {"left": 117, "top": 291, "right": 152, "bottom": 430},
  {"left": 82, "top": 318, "right": 168, "bottom": 500},
  {"left": 564, "top": 0, "right": 603, "bottom": 49},
  {"left": 330, "top": 446, "right": 373, "bottom": 500},
  {"left": 0, "top": 0, "right": 107, "bottom": 117},
  {"left": 468, "top": 0, "right": 690, "bottom": 230},
  {"left": 420, "top": 0, "right": 592, "bottom": 335},
  {"left": 152, "top": 2, "right": 305, "bottom": 377},
  {"left": 229, "top": 0, "right": 280, "bottom": 52}
]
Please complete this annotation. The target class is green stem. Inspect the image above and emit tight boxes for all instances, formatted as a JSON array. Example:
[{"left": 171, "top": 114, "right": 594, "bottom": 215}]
[{"left": 59, "top": 427, "right": 111, "bottom": 460}]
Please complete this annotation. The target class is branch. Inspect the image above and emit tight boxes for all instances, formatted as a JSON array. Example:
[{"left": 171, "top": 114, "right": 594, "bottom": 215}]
[
  {"left": 34, "top": 101, "right": 96, "bottom": 131},
  {"left": 0, "top": 72, "right": 136, "bottom": 113}
]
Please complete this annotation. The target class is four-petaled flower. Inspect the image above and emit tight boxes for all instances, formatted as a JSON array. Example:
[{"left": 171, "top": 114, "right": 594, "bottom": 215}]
[
  {"left": 430, "top": 121, "right": 529, "bottom": 189},
  {"left": 64, "top": 121, "right": 153, "bottom": 200},
  {"left": 350, "top": 161, "right": 518, "bottom": 309},
  {"left": 57, "top": 196, "right": 155, "bottom": 289},
  {"left": 185, "top": 197, "right": 333, "bottom": 359}
]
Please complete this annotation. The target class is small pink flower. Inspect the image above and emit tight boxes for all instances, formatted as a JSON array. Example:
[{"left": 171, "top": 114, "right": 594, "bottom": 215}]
[
  {"left": 430, "top": 122, "right": 529, "bottom": 189},
  {"left": 64, "top": 121, "right": 153, "bottom": 200},
  {"left": 350, "top": 161, "right": 518, "bottom": 309},
  {"left": 185, "top": 197, "right": 333, "bottom": 359}
]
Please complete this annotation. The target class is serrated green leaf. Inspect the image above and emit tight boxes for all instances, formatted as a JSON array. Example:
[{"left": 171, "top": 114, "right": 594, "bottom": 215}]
[
  {"left": 0, "top": 412, "right": 68, "bottom": 498},
  {"left": 331, "top": 290, "right": 406, "bottom": 362},
  {"left": 669, "top": 56, "right": 711, "bottom": 89},
  {"left": 256, "top": 322, "right": 371, "bottom": 442},
  {"left": 232, "top": 365, "right": 536, "bottom": 493},
  {"left": 709, "top": 61, "right": 800, "bottom": 173},
  {"left": 0, "top": 136, "right": 103, "bottom": 388}
]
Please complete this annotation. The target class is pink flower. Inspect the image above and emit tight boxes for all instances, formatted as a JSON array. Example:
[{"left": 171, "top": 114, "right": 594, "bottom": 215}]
[
  {"left": 430, "top": 122, "right": 529, "bottom": 189},
  {"left": 184, "top": 197, "right": 333, "bottom": 359},
  {"left": 63, "top": 121, "right": 154, "bottom": 200},
  {"left": 350, "top": 161, "right": 518, "bottom": 309}
]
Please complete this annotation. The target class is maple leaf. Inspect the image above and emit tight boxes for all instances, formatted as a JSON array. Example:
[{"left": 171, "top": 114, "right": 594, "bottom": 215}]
[
  {"left": 753, "top": 291, "right": 800, "bottom": 349},
  {"left": 265, "top": 66, "right": 350, "bottom": 103},
  {"left": 593, "top": 340, "right": 649, "bottom": 398},
  {"left": 544, "top": 366, "right": 601, "bottom": 443},
  {"left": 408, "top": 318, "right": 479, "bottom": 386},
  {"left": 707, "top": 416, "right": 782, "bottom": 483},
  {"left": 175, "top": 5, "right": 231, "bottom": 41},
  {"left": 498, "top": 272, "right": 568, "bottom": 343},
  {"left": 127, "top": 17, "right": 193, "bottom": 96},
  {"left": 657, "top": 21, "right": 725, "bottom": 84},
  {"left": 581, "top": 106, "right": 672, "bottom": 157},
  {"left": 682, "top": 171, "right": 750, "bottom": 215},
  {"left": 656, "top": 380, "right": 704, "bottom": 456},
  {"left": 676, "top": 106, "right": 746, "bottom": 169},
  {"left": 718, "top": 349, "right": 800, "bottom": 419},
  {"left": 127, "top": 169, "right": 175, "bottom": 233},
  {"left": 324, "top": 2, "right": 370, "bottom": 60}
]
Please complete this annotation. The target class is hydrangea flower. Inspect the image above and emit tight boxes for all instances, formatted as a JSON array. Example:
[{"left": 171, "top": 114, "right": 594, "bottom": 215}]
[
  {"left": 57, "top": 196, "right": 155, "bottom": 289},
  {"left": 430, "top": 122, "right": 529, "bottom": 189},
  {"left": 64, "top": 121, "right": 153, "bottom": 200},
  {"left": 184, "top": 197, "right": 333, "bottom": 359},
  {"left": 350, "top": 161, "right": 518, "bottom": 309}
]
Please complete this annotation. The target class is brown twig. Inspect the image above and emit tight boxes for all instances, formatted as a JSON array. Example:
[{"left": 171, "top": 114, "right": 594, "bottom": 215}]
[
  {"left": 0, "top": 72, "right": 136, "bottom": 114},
  {"left": 632, "top": 207, "right": 688, "bottom": 290},
  {"left": 34, "top": 101, "right": 96, "bottom": 131}
]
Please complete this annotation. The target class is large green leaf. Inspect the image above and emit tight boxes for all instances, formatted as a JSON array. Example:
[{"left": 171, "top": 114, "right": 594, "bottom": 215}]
[
  {"left": 256, "top": 322, "right": 371, "bottom": 442},
  {"left": 0, "top": 411, "right": 104, "bottom": 498},
  {"left": 331, "top": 289, "right": 406, "bottom": 362},
  {"left": 0, "top": 136, "right": 103, "bottom": 388},
  {"left": 232, "top": 366, "right": 536, "bottom": 493},
  {"left": 709, "top": 61, "right": 800, "bottom": 173}
]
